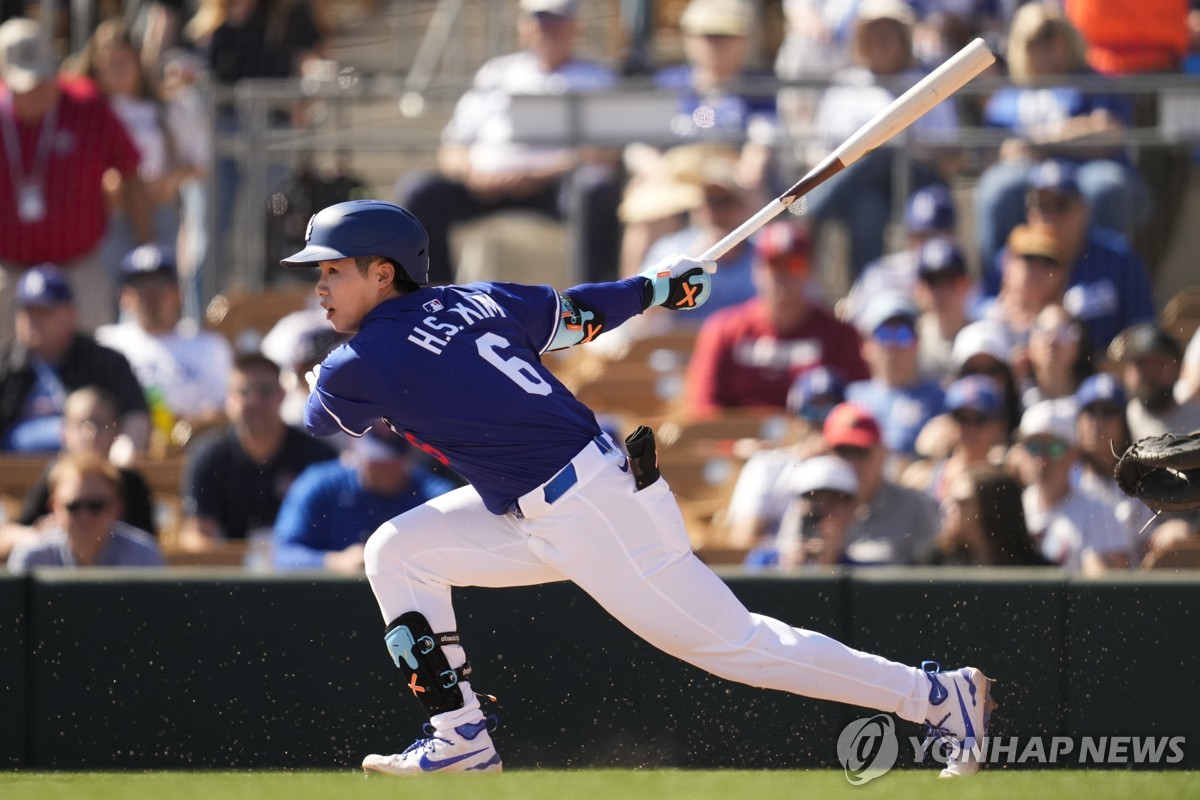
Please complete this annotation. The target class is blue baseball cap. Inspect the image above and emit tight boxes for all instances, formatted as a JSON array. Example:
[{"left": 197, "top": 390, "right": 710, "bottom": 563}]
[
  {"left": 1075, "top": 373, "right": 1126, "bottom": 411},
  {"left": 858, "top": 291, "right": 919, "bottom": 336},
  {"left": 945, "top": 375, "right": 1003, "bottom": 417},
  {"left": 120, "top": 243, "right": 177, "bottom": 282},
  {"left": 917, "top": 237, "right": 966, "bottom": 278},
  {"left": 786, "top": 366, "right": 847, "bottom": 418},
  {"left": 905, "top": 184, "right": 956, "bottom": 234},
  {"left": 1026, "top": 159, "right": 1081, "bottom": 197},
  {"left": 16, "top": 264, "right": 73, "bottom": 307}
]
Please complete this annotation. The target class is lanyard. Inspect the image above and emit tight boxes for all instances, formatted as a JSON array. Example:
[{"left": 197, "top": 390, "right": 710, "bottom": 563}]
[{"left": 0, "top": 90, "right": 59, "bottom": 195}]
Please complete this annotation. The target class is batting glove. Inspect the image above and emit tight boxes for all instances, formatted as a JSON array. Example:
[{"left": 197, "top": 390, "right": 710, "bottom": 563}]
[
  {"left": 640, "top": 254, "right": 714, "bottom": 311},
  {"left": 304, "top": 363, "right": 322, "bottom": 393}
]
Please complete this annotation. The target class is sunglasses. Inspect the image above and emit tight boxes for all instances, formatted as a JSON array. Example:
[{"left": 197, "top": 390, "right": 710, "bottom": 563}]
[
  {"left": 832, "top": 445, "right": 871, "bottom": 461},
  {"left": 952, "top": 410, "right": 992, "bottom": 427},
  {"left": 1024, "top": 439, "right": 1070, "bottom": 459},
  {"left": 872, "top": 323, "right": 916, "bottom": 347},
  {"left": 799, "top": 403, "right": 836, "bottom": 425},
  {"left": 1082, "top": 402, "right": 1123, "bottom": 419},
  {"left": 64, "top": 497, "right": 112, "bottom": 515},
  {"left": 920, "top": 270, "right": 961, "bottom": 288},
  {"left": 1027, "top": 196, "right": 1071, "bottom": 215}
]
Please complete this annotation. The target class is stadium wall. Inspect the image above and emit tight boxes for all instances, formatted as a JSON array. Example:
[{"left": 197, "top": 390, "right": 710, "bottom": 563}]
[{"left": 2, "top": 570, "right": 1197, "bottom": 770}]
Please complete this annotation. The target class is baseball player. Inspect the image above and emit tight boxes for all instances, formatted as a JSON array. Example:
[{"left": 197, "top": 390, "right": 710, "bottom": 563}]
[{"left": 281, "top": 200, "right": 994, "bottom": 778}]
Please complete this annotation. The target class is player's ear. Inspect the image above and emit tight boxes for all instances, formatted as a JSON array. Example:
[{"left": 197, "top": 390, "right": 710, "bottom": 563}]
[{"left": 374, "top": 258, "right": 395, "bottom": 288}]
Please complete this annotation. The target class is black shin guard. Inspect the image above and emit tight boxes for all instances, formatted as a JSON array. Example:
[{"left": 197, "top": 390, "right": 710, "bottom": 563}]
[{"left": 383, "top": 612, "right": 471, "bottom": 716}]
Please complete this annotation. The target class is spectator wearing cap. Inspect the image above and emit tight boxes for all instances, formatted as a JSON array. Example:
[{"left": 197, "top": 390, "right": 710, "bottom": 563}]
[
  {"left": 0, "top": 17, "right": 153, "bottom": 347},
  {"left": 0, "top": 265, "right": 149, "bottom": 454},
  {"left": 722, "top": 365, "right": 847, "bottom": 550},
  {"left": 1016, "top": 398, "right": 1133, "bottom": 573},
  {"left": 842, "top": 183, "right": 959, "bottom": 326},
  {"left": 1111, "top": 322, "right": 1200, "bottom": 441},
  {"left": 984, "top": 222, "right": 1069, "bottom": 350},
  {"left": 983, "top": 160, "right": 1154, "bottom": 356},
  {"left": 685, "top": 220, "right": 868, "bottom": 419},
  {"left": 1071, "top": 372, "right": 1160, "bottom": 560},
  {"left": 261, "top": 305, "right": 351, "bottom": 430},
  {"left": 902, "top": 374, "right": 1010, "bottom": 506},
  {"left": 846, "top": 292, "right": 946, "bottom": 463},
  {"left": 820, "top": 402, "right": 940, "bottom": 565},
  {"left": 394, "top": 0, "right": 620, "bottom": 284},
  {"left": 802, "top": 0, "right": 959, "bottom": 276},
  {"left": 950, "top": 319, "right": 1023, "bottom": 438},
  {"left": 912, "top": 237, "right": 976, "bottom": 386},
  {"left": 743, "top": 455, "right": 860, "bottom": 569},
  {"left": 272, "top": 426, "right": 457, "bottom": 572},
  {"left": 1018, "top": 303, "right": 1092, "bottom": 409},
  {"left": 974, "top": 3, "right": 1150, "bottom": 273},
  {"left": 95, "top": 244, "right": 233, "bottom": 422}
]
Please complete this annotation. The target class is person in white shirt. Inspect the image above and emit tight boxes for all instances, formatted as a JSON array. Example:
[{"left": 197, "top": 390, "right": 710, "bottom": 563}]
[
  {"left": 95, "top": 244, "right": 232, "bottom": 421},
  {"left": 1016, "top": 399, "right": 1133, "bottom": 573},
  {"left": 1111, "top": 322, "right": 1200, "bottom": 440}
]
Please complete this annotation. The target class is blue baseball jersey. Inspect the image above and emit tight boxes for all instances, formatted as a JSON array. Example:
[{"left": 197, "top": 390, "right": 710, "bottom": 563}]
[{"left": 305, "top": 279, "right": 646, "bottom": 514}]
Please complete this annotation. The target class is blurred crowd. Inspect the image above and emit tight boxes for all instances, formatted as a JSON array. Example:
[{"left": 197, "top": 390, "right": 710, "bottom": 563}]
[{"left": 0, "top": 0, "right": 1198, "bottom": 573}]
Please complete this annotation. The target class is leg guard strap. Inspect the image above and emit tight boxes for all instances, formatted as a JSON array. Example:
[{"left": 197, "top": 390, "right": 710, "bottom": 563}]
[{"left": 384, "top": 612, "right": 469, "bottom": 716}]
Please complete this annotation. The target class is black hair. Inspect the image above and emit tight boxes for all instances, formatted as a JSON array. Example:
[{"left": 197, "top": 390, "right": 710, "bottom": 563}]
[{"left": 355, "top": 255, "right": 421, "bottom": 294}]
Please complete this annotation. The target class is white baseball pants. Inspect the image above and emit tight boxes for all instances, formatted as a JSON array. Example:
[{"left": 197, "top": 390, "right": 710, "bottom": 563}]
[{"left": 364, "top": 441, "right": 931, "bottom": 727}]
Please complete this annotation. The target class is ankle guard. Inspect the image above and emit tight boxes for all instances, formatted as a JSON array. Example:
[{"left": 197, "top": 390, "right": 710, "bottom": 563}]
[{"left": 384, "top": 612, "right": 472, "bottom": 716}]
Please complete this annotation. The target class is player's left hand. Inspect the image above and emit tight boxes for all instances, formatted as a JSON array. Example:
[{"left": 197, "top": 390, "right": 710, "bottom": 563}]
[
  {"left": 305, "top": 363, "right": 322, "bottom": 393},
  {"left": 640, "top": 254, "right": 714, "bottom": 311}
]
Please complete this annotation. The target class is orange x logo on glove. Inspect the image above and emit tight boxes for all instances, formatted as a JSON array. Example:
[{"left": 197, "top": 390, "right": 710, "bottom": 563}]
[
  {"left": 408, "top": 674, "right": 426, "bottom": 696},
  {"left": 581, "top": 321, "right": 604, "bottom": 343},
  {"left": 675, "top": 282, "right": 701, "bottom": 308}
]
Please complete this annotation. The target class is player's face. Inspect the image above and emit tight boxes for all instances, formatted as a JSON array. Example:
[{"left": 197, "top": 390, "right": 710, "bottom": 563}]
[{"left": 314, "top": 258, "right": 379, "bottom": 334}]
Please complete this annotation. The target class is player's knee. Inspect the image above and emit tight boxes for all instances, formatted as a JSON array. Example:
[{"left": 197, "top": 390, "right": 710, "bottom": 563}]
[{"left": 363, "top": 520, "right": 404, "bottom": 573}]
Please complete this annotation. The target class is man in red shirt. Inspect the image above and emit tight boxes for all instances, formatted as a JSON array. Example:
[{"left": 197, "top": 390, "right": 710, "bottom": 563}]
[
  {"left": 0, "top": 18, "right": 151, "bottom": 347},
  {"left": 684, "top": 220, "right": 869, "bottom": 419}
]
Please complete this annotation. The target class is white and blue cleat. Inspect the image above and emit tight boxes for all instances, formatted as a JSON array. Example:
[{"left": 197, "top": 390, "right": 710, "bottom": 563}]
[
  {"left": 362, "top": 717, "right": 502, "bottom": 776},
  {"left": 922, "top": 661, "right": 996, "bottom": 778}
]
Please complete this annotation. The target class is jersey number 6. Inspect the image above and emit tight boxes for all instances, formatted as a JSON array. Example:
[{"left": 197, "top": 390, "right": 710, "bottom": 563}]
[{"left": 475, "top": 333, "right": 552, "bottom": 396}]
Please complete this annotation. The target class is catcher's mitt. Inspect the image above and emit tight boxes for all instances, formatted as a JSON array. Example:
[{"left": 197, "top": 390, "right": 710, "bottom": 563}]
[{"left": 1114, "top": 432, "right": 1200, "bottom": 514}]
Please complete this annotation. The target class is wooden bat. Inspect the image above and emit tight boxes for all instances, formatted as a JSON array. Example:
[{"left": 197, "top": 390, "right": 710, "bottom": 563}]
[{"left": 698, "top": 37, "right": 996, "bottom": 266}]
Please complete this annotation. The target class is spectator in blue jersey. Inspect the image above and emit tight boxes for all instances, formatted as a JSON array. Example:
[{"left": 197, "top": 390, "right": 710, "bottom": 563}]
[
  {"left": 846, "top": 293, "right": 946, "bottom": 465},
  {"left": 973, "top": 3, "right": 1151, "bottom": 272},
  {"left": 273, "top": 425, "right": 457, "bottom": 572},
  {"left": 982, "top": 160, "right": 1154, "bottom": 356},
  {"left": 394, "top": 0, "right": 620, "bottom": 284},
  {"left": 841, "top": 183, "right": 959, "bottom": 327}
]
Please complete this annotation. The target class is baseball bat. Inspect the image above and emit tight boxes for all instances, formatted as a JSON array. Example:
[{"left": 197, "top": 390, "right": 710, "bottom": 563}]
[{"left": 698, "top": 37, "right": 996, "bottom": 266}]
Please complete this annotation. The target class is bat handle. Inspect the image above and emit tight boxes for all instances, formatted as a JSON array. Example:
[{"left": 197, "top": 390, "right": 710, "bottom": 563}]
[{"left": 696, "top": 199, "right": 789, "bottom": 269}]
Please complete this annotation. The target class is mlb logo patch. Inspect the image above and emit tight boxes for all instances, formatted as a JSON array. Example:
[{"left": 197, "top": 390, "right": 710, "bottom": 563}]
[{"left": 423, "top": 299, "right": 443, "bottom": 313}]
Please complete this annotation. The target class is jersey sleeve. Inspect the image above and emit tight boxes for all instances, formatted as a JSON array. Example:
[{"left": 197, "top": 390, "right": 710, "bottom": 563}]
[{"left": 304, "top": 344, "right": 388, "bottom": 438}]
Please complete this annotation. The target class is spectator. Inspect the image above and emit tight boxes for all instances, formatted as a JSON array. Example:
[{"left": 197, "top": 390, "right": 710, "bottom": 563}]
[
  {"left": 684, "top": 223, "right": 868, "bottom": 418},
  {"left": 842, "top": 183, "right": 959, "bottom": 327},
  {"left": 974, "top": 3, "right": 1151, "bottom": 269},
  {"left": 1072, "top": 372, "right": 1158, "bottom": 560},
  {"left": 902, "top": 374, "right": 1010, "bottom": 506},
  {"left": 6, "top": 452, "right": 163, "bottom": 570},
  {"left": 179, "top": 352, "right": 337, "bottom": 549},
  {"left": 802, "top": 0, "right": 959, "bottom": 275},
  {"left": 95, "top": 244, "right": 233, "bottom": 429},
  {"left": 983, "top": 221, "right": 1069, "bottom": 350},
  {"left": 1110, "top": 322, "right": 1200, "bottom": 440},
  {"left": 0, "top": 17, "right": 152, "bottom": 344},
  {"left": 927, "top": 465, "right": 1052, "bottom": 566},
  {"left": 951, "top": 319, "right": 1023, "bottom": 436},
  {"left": 1018, "top": 303, "right": 1092, "bottom": 408},
  {"left": 395, "top": 0, "right": 619, "bottom": 284},
  {"left": 1178, "top": 325, "right": 1200, "bottom": 407},
  {"left": 846, "top": 292, "right": 946, "bottom": 463},
  {"left": 744, "top": 454, "right": 860, "bottom": 568},
  {"left": 912, "top": 237, "right": 975, "bottom": 386},
  {"left": 0, "top": 265, "right": 150, "bottom": 455},
  {"left": 260, "top": 305, "right": 350, "bottom": 429},
  {"left": 10, "top": 386, "right": 155, "bottom": 536},
  {"left": 722, "top": 366, "right": 847, "bottom": 550},
  {"left": 620, "top": 0, "right": 777, "bottom": 277},
  {"left": 65, "top": 19, "right": 209, "bottom": 295},
  {"left": 185, "top": 0, "right": 328, "bottom": 276},
  {"left": 272, "top": 426, "right": 457, "bottom": 573},
  {"left": 821, "top": 402, "right": 940, "bottom": 564},
  {"left": 1015, "top": 398, "right": 1133, "bottom": 573},
  {"left": 984, "top": 162, "right": 1155, "bottom": 359}
]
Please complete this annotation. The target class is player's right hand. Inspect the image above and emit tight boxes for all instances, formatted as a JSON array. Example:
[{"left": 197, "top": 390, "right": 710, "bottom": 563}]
[
  {"left": 640, "top": 254, "right": 714, "bottom": 311},
  {"left": 304, "top": 363, "right": 322, "bottom": 393}
]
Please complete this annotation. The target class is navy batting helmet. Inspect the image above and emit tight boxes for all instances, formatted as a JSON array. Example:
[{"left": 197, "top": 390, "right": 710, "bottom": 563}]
[{"left": 280, "top": 200, "right": 430, "bottom": 284}]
